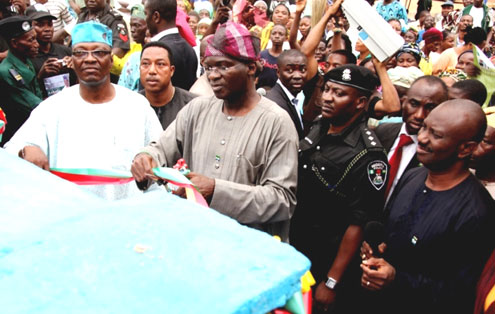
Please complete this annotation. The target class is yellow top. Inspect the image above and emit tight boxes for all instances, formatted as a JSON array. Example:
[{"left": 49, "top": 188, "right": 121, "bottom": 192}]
[
  {"left": 111, "top": 42, "right": 142, "bottom": 76},
  {"left": 260, "top": 22, "right": 274, "bottom": 51}
]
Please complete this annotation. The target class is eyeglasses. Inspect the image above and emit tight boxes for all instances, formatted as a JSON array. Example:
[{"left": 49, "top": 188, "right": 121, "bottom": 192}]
[
  {"left": 204, "top": 63, "right": 242, "bottom": 74},
  {"left": 72, "top": 50, "right": 112, "bottom": 59}
]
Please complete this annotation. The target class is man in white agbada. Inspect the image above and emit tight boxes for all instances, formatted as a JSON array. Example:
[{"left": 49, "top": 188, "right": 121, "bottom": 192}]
[{"left": 4, "top": 21, "right": 162, "bottom": 200}]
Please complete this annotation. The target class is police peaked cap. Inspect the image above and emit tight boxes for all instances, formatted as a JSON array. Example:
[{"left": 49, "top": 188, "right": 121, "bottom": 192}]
[{"left": 323, "top": 64, "right": 379, "bottom": 93}]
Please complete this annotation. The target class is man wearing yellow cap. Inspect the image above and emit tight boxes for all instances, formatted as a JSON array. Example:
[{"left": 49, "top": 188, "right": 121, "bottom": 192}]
[{"left": 4, "top": 21, "right": 162, "bottom": 200}]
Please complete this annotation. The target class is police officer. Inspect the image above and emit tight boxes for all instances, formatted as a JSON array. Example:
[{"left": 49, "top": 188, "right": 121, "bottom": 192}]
[
  {"left": 78, "top": 0, "right": 130, "bottom": 60},
  {"left": 289, "top": 64, "right": 389, "bottom": 313},
  {"left": 0, "top": 15, "right": 43, "bottom": 145}
]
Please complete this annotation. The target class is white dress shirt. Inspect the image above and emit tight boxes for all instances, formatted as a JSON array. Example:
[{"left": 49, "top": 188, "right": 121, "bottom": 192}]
[
  {"left": 151, "top": 27, "right": 179, "bottom": 42},
  {"left": 385, "top": 123, "right": 418, "bottom": 204},
  {"left": 277, "top": 79, "right": 304, "bottom": 129}
]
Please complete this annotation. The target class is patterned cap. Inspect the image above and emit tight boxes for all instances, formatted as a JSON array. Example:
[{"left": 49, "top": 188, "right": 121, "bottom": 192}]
[
  {"left": 0, "top": 15, "right": 32, "bottom": 40},
  {"left": 323, "top": 64, "right": 379, "bottom": 93},
  {"left": 423, "top": 28, "right": 443, "bottom": 44},
  {"left": 130, "top": 4, "right": 145, "bottom": 20},
  {"left": 205, "top": 21, "right": 260, "bottom": 62},
  {"left": 72, "top": 21, "right": 113, "bottom": 47}
]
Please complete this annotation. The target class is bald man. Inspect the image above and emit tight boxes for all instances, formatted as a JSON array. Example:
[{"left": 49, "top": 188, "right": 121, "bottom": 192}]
[{"left": 360, "top": 100, "right": 495, "bottom": 314}]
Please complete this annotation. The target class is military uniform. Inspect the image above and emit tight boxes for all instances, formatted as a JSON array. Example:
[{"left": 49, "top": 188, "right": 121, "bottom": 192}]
[
  {"left": 289, "top": 64, "right": 389, "bottom": 313},
  {"left": 78, "top": 5, "right": 130, "bottom": 51},
  {"left": 0, "top": 16, "right": 43, "bottom": 145}
]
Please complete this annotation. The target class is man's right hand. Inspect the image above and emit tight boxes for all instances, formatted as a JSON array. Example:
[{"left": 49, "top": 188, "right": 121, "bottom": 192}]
[
  {"left": 327, "top": 0, "right": 344, "bottom": 17},
  {"left": 131, "top": 153, "right": 157, "bottom": 183},
  {"left": 20, "top": 146, "right": 49, "bottom": 170},
  {"left": 295, "top": 0, "right": 307, "bottom": 13},
  {"left": 213, "top": 6, "right": 231, "bottom": 25},
  {"left": 37, "top": 58, "right": 62, "bottom": 79}
]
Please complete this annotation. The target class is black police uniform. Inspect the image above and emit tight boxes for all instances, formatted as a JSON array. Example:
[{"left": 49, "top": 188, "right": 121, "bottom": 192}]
[
  {"left": 290, "top": 115, "right": 388, "bottom": 312},
  {"left": 78, "top": 5, "right": 130, "bottom": 51}
]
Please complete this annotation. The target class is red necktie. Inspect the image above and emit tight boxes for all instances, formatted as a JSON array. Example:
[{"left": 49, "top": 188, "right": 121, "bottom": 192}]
[{"left": 385, "top": 134, "right": 414, "bottom": 198}]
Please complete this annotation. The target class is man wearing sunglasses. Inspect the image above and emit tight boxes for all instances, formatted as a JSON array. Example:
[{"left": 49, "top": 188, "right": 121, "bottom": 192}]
[
  {"left": 5, "top": 21, "right": 162, "bottom": 200},
  {"left": 132, "top": 21, "right": 298, "bottom": 242}
]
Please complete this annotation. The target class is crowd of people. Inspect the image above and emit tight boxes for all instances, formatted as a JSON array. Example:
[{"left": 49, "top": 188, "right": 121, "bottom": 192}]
[{"left": 0, "top": 0, "right": 495, "bottom": 312}]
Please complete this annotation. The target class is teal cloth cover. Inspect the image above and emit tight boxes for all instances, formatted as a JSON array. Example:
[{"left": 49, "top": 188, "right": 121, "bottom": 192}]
[{"left": 0, "top": 150, "right": 310, "bottom": 313}]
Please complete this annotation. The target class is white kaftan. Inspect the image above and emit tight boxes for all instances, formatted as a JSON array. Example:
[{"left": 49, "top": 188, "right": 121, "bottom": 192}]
[{"left": 5, "top": 84, "right": 163, "bottom": 200}]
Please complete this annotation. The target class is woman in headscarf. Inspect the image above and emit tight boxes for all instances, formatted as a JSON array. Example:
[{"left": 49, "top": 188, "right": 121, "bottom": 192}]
[{"left": 194, "top": 1, "right": 213, "bottom": 19}]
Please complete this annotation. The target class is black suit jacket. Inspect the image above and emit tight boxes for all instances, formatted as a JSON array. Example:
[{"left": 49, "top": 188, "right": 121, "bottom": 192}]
[
  {"left": 374, "top": 122, "right": 420, "bottom": 174},
  {"left": 158, "top": 33, "right": 198, "bottom": 90},
  {"left": 266, "top": 83, "right": 304, "bottom": 139}
]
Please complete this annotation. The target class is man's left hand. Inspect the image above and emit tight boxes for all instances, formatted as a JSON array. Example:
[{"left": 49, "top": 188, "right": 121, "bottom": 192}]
[
  {"left": 62, "top": 56, "right": 73, "bottom": 69},
  {"left": 360, "top": 257, "right": 396, "bottom": 291},
  {"left": 187, "top": 172, "right": 215, "bottom": 199},
  {"left": 314, "top": 281, "right": 337, "bottom": 312}
]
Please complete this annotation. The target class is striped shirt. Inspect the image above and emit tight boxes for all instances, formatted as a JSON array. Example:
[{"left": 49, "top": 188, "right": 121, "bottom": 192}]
[{"left": 44, "top": 0, "right": 75, "bottom": 32}]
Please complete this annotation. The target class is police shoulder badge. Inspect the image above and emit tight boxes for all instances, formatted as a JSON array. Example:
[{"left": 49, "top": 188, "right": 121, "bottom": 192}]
[
  {"left": 342, "top": 68, "right": 351, "bottom": 81},
  {"left": 368, "top": 160, "right": 387, "bottom": 190}
]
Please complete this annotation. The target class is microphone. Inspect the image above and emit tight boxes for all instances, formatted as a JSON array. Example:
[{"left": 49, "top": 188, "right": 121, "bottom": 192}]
[{"left": 363, "top": 221, "right": 385, "bottom": 257}]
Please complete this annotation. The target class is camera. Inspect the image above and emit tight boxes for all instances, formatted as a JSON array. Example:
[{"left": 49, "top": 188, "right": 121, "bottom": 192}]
[{"left": 56, "top": 59, "right": 67, "bottom": 67}]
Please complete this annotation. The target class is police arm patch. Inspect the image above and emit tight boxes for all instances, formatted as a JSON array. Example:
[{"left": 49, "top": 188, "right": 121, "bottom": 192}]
[
  {"left": 117, "top": 23, "right": 129, "bottom": 42},
  {"left": 368, "top": 160, "right": 387, "bottom": 190}
]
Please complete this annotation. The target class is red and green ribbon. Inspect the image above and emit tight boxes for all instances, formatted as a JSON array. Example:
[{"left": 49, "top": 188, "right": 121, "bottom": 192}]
[
  {"left": 0, "top": 107, "right": 6, "bottom": 142},
  {"left": 50, "top": 167, "right": 208, "bottom": 207},
  {"left": 50, "top": 168, "right": 135, "bottom": 185}
]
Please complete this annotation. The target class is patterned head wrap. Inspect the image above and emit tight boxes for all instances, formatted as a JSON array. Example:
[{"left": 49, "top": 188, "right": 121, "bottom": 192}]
[
  {"left": 396, "top": 43, "right": 424, "bottom": 64},
  {"left": 438, "top": 69, "right": 468, "bottom": 83}
]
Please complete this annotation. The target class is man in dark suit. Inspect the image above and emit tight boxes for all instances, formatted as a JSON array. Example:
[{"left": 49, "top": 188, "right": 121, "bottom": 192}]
[
  {"left": 375, "top": 76, "right": 448, "bottom": 202},
  {"left": 144, "top": 0, "right": 197, "bottom": 90},
  {"left": 266, "top": 49, "right": 307, "bottom": 139}
]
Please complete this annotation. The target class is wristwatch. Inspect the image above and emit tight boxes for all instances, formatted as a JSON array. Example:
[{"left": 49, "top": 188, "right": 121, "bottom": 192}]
[{"left": 325, "top": 277, "right": 338, "bottom": 290}]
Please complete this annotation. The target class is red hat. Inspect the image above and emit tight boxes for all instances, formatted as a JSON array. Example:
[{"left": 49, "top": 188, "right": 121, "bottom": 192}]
[{"left": 423, "top": 28, "right": 443, "bottom": 44}]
